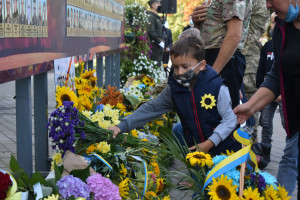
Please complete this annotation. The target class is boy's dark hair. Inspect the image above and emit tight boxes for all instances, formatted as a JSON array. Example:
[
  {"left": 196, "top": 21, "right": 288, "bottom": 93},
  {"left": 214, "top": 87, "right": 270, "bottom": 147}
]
[{"left": 170, "top": 36, "right": 205, "bottom": 62}]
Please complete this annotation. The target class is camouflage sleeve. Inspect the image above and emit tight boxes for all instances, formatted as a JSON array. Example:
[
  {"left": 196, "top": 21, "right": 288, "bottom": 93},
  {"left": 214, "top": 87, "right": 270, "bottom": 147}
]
[
  {"left": 151, "top": 79, "right": 168, "bottom": 95},
  {"left": 222, "top": 0, "right": 247, "bottom": 22}
]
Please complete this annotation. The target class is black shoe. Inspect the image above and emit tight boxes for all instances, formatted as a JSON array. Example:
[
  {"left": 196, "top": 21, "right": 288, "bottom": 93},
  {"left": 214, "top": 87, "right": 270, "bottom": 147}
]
[{"left": 258, "top": 156, "right": 269, "bottom": 169}]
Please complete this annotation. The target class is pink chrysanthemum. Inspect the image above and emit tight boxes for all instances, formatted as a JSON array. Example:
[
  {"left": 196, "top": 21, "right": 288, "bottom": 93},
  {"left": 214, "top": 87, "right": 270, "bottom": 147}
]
[{"left": 87, "top": 173, "right": 121, "bottom": 200}]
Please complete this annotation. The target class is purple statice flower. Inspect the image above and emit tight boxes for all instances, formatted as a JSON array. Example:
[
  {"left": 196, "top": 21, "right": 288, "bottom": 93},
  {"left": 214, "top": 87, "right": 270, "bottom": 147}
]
[
  {"left": 56, "top": 175, "right": 90, "bottom": 199},
  {"left": 48, "top": 101, "right": 85, "bottom": 156},
  {"left": 87, "top": 173, "right": 121, "bottom": 200},
  {"left": 250, "top": 173, "right": 266, "bottom": 193}
]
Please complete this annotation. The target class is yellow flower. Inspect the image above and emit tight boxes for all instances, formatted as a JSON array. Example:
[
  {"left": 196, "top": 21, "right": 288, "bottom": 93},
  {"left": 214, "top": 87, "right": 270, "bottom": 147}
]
[
  {"left": 77, "top": 95, "right": 93, "bottom": 112},
  {"left": 264, "top": 185, "right": 280, "bottom": 200},
  {"left": 161, "top": 195, "right": 170, "bottom": 200},
  {"left": 96, "top": 141, "right": 111, "bottom": 153},
  {"left": 142, "top": 148, "right": 149, "bottom": 155},
  {"left": 116, "top": 103, "right": 126, "bottom": 115},
  {"left": 145, "top": 191, "right": 157, "bottom": 199},
  {"left": 86, "top": 144, "right": 97, "bottom": 154},
  {"left": 207, "top": 175, "right": 239, "bottom": 200},
  {"left": 75, "top": 77, "right": 89, "bottom": 90},
  {"left": 98, "top": 87, "right": 106, "bottom": 99},
  {"left": 44, "top": 194, "right": 60, "bottom": 200},
  {"left": 277, "top": 185, "right": 291, "bottom": 200},
  {"left": 186, "top": 151, "right": 213, "bottom": 167},
  {"left": 225, "top": 150, "right": 235, "bottom": 156},
  {"left": 156, "top": 178, "right": 164, "bottom": 194},
  {"left": 155, "top": 120, "right": 164, "bottom": 126},
  {"left": 124, "top": 112, "right": 132, "bottom": 116},
  {"left": 119, "top": 178, "right": 130, "bottom": 199},
  {"left": 50, "top": 153, "right": 63, "bottom": 170},
  {"left": 152, "top": 131, "right": 160, "bottom": 137},
  {"left": 80, "top": 69, "right": 96, "bottom": 80},
  {"left": 242, "top": 187, "right": 264, "bottom": 200},
  {"left": 141, "top": 138, "right": 148, "bottom": 142},
  {"left": 151, "top": 162, "right": 160, "bottom": 176},
  {"left": 200, "top": 93, "right": 216, "bottom": 110},
  {"left": 142, "top": 76, "right": 155, "bottom": 87},
  {"left": 120, "top": 164, "right": 127, "bottom": 176},
  {"left": 89, "top": 76, "right": 98, "bottom": 87},
  {"left": 56, "top": 85, "right": 78, "bottom": 108},
  {"left": 130, "top": 129, "right": 139, "bottom": 138},
  {"left": 82, "top": 110, "right": 93, "bottom": 119},
  {"left": 78, "top": 85, "right": 93, "bottom": 97},
  {"left": 132, "top": 80, "right": 142, "bottom": 86}
]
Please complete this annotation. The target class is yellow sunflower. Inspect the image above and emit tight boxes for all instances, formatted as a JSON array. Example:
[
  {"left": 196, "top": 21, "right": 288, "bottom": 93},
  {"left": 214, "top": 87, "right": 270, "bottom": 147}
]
[
  {"left": 116, "top": 103, "right": 126, "bottom": 115},
  {"left": 145, "top": 191, "right": 157, "bottom": 199},
  {"left": 242, "top": 187, "right": 264, "bottom": 200},
  {"left": 156, "top": 177, "right": 165, "bottom": 194},
  {"left": 77, "top": 84, "right": 93, "bottom": 97},
  {"left": 207, "top": 175, "right": 239, "bottom": 200},
  {"left": 186, "top": 151, "right": 213, "bottom": 167},
  {"left": 264, "top": 185, "right": 280, "bottom": 200},
  {"left": 89, "top": 76, "right": 98, "bottom": 87},
  {"left": 151, "top": 162, "right": 160, "bottom": 176},
  {"left": 77, "top": 95, "right": 93, "bottom": 112},
  {"left": 120, "top": 164, "right": 127, "bottom": 176},
  {"left": 277, "top": 185, "right": 291, "bottom": 200},
  {"left": 161, "top": 195, "right": 170, "bottom": 200},
  {"left": 119, "top": 178, "right": 130, "bottom": 199},
  {"left": 80, "top": 69, "right": 96, "bottom": 80},
  {"left": 200, "top": 93, "right": 216, "bottom": 110},
  {"left": 142, "top": 76, "right": 155, "bottom": 86},
  {"left": 56, "top": 85, "right": 78, "bottom": 108},
  {"left": 75, "top": 77, "right": 89, "bottom": 90}
]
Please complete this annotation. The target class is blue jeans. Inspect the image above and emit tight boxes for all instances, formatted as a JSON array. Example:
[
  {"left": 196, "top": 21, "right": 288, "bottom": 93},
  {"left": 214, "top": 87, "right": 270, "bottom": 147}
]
[
  {"left": 277, "top": 132, "right": 298, "bottom": 196},
  {"left": 259, "top": 101, "right": 285, "bottom": 149},
  {"left": 172, "top": 122, "right": 185, "bottom": 146}
]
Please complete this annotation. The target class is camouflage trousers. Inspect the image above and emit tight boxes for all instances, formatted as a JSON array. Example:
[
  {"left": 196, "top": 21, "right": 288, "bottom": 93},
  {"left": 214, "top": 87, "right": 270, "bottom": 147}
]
[{"left": 243, "top": 54, "right": 260, "bottom": 133}]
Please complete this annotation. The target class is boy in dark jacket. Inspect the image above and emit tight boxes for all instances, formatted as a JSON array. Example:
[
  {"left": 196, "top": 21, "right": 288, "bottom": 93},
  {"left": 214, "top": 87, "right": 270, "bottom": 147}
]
[{"left": 109, "top": 36, "right": 241, "bottom": 156}]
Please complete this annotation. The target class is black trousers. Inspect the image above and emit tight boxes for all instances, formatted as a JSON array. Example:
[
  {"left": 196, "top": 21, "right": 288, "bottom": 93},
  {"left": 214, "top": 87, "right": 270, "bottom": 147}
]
[{"left": 205, "top": 49, "right": 246, "bottom": 109}]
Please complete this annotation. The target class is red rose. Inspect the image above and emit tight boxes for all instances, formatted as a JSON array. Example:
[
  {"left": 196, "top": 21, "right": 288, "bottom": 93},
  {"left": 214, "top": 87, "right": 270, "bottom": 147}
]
[{"left": 0, "top": 171, "right": 12, "bottom": 193}]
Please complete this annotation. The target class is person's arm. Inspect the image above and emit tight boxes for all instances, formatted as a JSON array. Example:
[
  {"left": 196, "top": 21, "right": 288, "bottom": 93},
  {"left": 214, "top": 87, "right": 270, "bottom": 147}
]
[
  {"left": 234, "top": 87, "right": 275, "bottom": 124},
  {"left": 212, "top": 18, "right": 243, "bottom": 73},
  {"left": 110, "top": 86, "right": 175, "bottom": 138},
  {"left": 189, "top": 85, "right": 237, "bottom": 152}
]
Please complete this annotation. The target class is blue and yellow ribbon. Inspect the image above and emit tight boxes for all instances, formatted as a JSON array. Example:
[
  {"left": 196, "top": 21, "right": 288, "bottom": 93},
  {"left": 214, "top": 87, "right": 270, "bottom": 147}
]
[
  {"left": 203, "top": 128, "right": 259, "bottom": 190},
  {"left": 91, "top": 153, "right": 113, "bottom": 171},
  {"left": 130, "top": 155, "right": 148, "bottom": 199}
]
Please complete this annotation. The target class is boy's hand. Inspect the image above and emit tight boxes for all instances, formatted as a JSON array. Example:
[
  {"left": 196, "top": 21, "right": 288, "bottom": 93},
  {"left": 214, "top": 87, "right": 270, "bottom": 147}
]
[
  {"left": 189, "top": 140, "right": 214, "bottom": 153},
  {"left": 108, "top": 126, "right": 121, "bottom": 138}
]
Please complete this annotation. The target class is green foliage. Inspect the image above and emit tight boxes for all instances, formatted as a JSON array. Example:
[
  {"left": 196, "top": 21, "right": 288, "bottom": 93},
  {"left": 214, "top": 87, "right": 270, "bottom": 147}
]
[
  {"left": 70, "top": 164, "right": 91, "bottom": 183},
  {"left": 54, "top": 162, "right": 64, "bottom": 183},
  {"left": 10, "top": 154, "right": 20, "bottom": 172}
]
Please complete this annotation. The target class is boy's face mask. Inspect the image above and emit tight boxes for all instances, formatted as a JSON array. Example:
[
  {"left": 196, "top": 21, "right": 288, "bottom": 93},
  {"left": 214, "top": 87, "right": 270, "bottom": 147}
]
[
  {"left": 173, "top": 61, "right": 202, "bottom": 87},
  {"left": 285, "top": 0, "right": 299, "bottom": 22}
]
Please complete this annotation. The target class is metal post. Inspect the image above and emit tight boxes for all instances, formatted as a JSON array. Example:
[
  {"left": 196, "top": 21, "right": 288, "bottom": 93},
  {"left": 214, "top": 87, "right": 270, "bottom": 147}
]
[
  {"left": 96, "top": 57, "right": 103, "bottom": 87},
  {"left": 114, "top": 52, "right": 121, "bottom": 89},
  {"left": 16, "top": 77, "right": 32, "bottom": 176},
  {"left": 88, "top": 60, "right": 93, "bottom": 71},
  {"left": 105, "top": 54, "right": 112, "bottom": 87},
  {"left": 34, "top": 72, "right": 49, "bottom": 172}
]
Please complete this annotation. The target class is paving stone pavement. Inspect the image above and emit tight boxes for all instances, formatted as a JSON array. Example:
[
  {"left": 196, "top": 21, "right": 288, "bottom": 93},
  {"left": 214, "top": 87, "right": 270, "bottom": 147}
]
[{"left": 0, "top": 70, "right": 297, "bottom": 199}]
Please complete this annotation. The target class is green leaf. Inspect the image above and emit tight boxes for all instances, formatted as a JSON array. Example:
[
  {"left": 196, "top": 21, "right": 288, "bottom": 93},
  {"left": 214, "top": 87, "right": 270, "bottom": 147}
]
[
  {"left": 44, "top": 178, "right": 59, "bottom": 194},
  {"left": 54, "top": 163, "right": 63, "bottom": 183},
  {"left": 10, "top": 155, "right": 20, "bottom": 172},
  {"left": 69, "top": 163, "right": 91, "bottom": 183},
  {"left": 124, "top": 95, "right": 140, "bottom": 108},
  {"left": 30, "top": 171, "right": 46, "bottom": 187}
]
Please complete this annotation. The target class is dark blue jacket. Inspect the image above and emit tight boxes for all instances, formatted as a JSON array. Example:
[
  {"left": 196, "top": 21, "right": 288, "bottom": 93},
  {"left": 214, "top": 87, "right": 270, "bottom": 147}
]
[
  {"left": 260, "top": 18, "right": 298, "bottom": 137},
  {"left": 168, "top": 65, "right": 240, "bottom": 155}
]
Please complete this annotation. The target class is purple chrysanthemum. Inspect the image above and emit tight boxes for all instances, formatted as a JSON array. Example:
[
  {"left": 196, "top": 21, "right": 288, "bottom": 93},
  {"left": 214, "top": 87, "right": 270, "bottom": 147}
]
[
  {"left": 250, "top": 173, "right": 266, "bottom": 193},
  {"left": 87, "top": 173, "right": 121, "bottom": 200},
  {"left": 56, "top": 175, "right": 90, "bottom": 199},
  {"left": 48, "top": 101, "right": 85, "bottom": 156}
]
